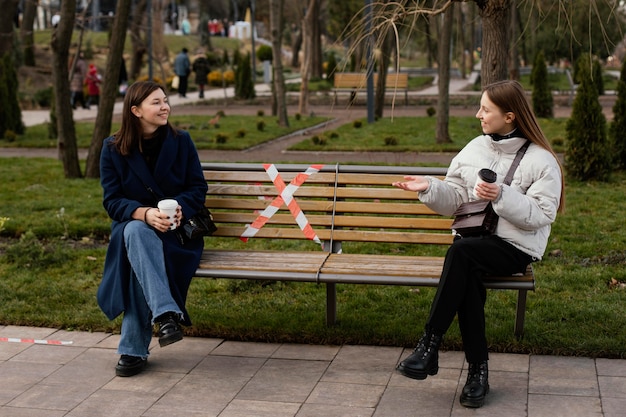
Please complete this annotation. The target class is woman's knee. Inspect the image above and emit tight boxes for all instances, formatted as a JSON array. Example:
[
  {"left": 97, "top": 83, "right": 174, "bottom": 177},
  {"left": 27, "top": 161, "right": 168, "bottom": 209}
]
[{"left": 123, "top": 220, "right": 159, "bottom": 248}]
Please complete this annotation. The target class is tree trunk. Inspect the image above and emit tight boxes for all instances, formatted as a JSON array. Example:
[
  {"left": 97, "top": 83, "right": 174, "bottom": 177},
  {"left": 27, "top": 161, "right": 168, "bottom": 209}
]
[
  {"left": 270, "top": 0, "right": 289, "bottom": 127},
  {"left": 298, "top": 1, "right": 312, "bottom": 115},
  {"left": 20, "top": 0, "right": 38, "bottom": 66},
  {"left": 291, "top": 24, "right": 301, "bottom": 68},
  {"left": 508, "top": 1, "right": 519, "bottom": 80},
  {"left": 375, "top": 21, "right": 394, "bottom": 119},
  {"left": 85, "top": 0, "right": 132, "bottom": 179},
  {"left": 151, "top": 0, "right": 169, "bottom": 80},
  {"left": 298, "top": 0, "right": 321, "bottom": 115},
  {"left": 436, "top": 4, "right": 454, "bottom": 144},
  {"left": 457, "top": 2, "right": 467, "bottom": 79},
  {"left": 198, "top": 1, "right": 212, "bottom": 51},
  {"left": 0, "top": 0, "right": 19, "bottom": 54},
  {"left": 424, "top": 15, "right": 434, "bottom": 68},
  {"left": 130, "top": 0, "right": 146, "bottom": 80},
  {"left": 308, "top": 0, "right": 322, "bottom": 79},
  {"left": 51, "top": 0, "right": 82, "bottom": 178},
  {"left": 476, "top": 0, "right": 509, "bottom": 86}
]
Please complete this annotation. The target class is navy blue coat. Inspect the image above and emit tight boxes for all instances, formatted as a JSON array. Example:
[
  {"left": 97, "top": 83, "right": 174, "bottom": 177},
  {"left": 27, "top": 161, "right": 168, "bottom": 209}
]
[{"left": 97, "top": 128, "right": 208, "bottom": 325}]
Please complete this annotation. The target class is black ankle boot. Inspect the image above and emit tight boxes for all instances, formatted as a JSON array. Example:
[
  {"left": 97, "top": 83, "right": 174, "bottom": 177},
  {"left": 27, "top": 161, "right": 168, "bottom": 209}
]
[
  {"left": 155, "top": 312, "right": 183, "bottom": 347},
  {"left": 460, "top": 361, "right": 489, "bottom": 408},
  {"left": 396, "top": 330, "right": 443, "bottom": 380}
]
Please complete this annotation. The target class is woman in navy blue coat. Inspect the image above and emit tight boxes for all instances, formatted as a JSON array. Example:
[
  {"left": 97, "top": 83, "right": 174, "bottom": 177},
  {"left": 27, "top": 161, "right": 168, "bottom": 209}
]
[{"left": 98, "top": 81, "right": 208, "bottom": 377}]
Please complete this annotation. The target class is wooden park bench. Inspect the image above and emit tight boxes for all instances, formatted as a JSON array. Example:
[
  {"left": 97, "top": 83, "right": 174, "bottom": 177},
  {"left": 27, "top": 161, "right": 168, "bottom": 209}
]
[
  {"left": 332, "top": 72, "right": 409, "bottom": 105},
  {"left": 196, "top": 163, "right": 535, "bottom": 338}
]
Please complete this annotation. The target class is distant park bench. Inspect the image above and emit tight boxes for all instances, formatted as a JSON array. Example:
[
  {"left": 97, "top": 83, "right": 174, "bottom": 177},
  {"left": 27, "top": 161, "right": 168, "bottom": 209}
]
[{"left": 332, "top": 72, "right": 409, "bottom": 105}]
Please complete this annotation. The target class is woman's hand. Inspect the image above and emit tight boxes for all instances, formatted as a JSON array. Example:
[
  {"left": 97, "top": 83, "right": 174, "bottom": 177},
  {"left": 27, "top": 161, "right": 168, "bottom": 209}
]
[
  {"left": 474, "top": 182, "right": 501, "bottom": 201},
  {"left": 392, "top": 176, "right": 430, "bottom": 192},
  {"left": 145, "top": 206, "right": 182, "bottom": 232}
]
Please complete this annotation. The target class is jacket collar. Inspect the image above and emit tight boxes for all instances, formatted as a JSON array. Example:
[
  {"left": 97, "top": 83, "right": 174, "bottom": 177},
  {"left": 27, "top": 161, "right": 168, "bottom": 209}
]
[{"left": 485, "top": 134, "right": 529, "bottom": 155}]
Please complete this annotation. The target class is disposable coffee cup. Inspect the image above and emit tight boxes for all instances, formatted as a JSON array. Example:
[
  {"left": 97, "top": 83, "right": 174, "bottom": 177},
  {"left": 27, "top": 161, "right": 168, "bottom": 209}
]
[
  {"left": 157, "top": 199, "right": 178, "bottom": 230},
  {"left": 474, "top": 168, "right": 497, "bottom": 198}
]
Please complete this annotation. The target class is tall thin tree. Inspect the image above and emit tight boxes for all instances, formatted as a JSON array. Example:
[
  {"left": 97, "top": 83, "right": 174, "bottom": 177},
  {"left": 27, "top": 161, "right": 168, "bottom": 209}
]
[
  {"left": 19, "top": 0, "right": 38, "bottom": 66},
  {"left": 51, "top": 0, "right": 82, "bottom": 178},
  {"left": 436, "top": 3, "right": 454, "bottom": 144},
  {"left": 270, "top": 0, "right": 289, "bottom": 127},
  {"left": 85, "top": 0, "right": 133, "bottom": 178}
]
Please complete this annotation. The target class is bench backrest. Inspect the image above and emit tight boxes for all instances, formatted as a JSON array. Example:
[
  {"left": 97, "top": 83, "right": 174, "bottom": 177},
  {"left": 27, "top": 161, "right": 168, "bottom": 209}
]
[
  {"left": 202, "top": 163, "right": 452, "bottom": 249},
  {"left": 333, "top": 72, "right": 409, "bottom": 89}
]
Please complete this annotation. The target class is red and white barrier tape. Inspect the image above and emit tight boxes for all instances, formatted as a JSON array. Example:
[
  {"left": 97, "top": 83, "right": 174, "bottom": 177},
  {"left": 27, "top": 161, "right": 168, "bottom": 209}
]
[
  {"left": 0, "top": 337, "right": 73, "bottom": 345},
  {"left": 241, "top": 164, "right": 323, "bottom": 245}
]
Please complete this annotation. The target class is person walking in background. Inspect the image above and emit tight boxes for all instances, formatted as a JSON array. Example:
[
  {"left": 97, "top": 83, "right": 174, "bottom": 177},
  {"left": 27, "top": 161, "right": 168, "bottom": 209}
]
[
  {"left": 70, "top": 52, "right": 88, "bottom": 110},
  {"left": 98, "top": 81, "right": 208, "bottom": 377},
  {"left": 192, "top": 52, "right": 210, "bottom": 99},
  {"left": 85, "top": 64, "right": 101, "bottom": 107},
  {"left": 392, "top": 80, "right": 564, "bottom": 408},
  {"left": 173, "top": 48, "right": 190, "bottom": 98}
]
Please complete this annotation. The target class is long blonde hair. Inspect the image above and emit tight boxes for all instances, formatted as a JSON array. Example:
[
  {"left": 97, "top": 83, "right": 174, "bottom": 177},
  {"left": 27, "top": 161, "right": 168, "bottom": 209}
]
[{"left": 484, "top": 80, "right": 565, "bottom": 212}]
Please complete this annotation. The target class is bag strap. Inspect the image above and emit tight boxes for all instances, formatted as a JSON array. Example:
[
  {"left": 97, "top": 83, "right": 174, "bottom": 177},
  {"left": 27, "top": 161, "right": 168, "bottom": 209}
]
[{"left": 502, "top": 140, "right": 531, "bottom": 186}]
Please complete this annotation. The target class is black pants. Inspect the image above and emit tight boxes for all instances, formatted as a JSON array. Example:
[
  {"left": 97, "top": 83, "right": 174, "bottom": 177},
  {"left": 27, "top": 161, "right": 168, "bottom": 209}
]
[
  {"left": 178, "top": 75, "right": 188, "bottom": 97},
  {"left": 427, "top": 235, "right": 533, "bottom": 363}
]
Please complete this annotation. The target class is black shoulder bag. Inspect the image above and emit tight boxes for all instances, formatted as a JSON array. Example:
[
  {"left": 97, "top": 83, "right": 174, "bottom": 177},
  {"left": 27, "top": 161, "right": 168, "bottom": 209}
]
[
  {"left": 178, "top": 206, "right": 217, "bottom": 244},
  {"left": 451, "top": 141, "right": 530, "bottom": 238},
  {"left": 142, "top": 183, "right": 217, "bottom": 245}
]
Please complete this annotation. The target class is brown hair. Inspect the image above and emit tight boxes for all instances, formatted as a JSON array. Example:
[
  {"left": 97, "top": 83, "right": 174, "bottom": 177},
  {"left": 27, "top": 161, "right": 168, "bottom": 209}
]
[
  {"left": 483, "top": 80, "right": 564, "bottom": 212},
  {"left": 111, "top": 81, "right": 176, "bottom": 155}
]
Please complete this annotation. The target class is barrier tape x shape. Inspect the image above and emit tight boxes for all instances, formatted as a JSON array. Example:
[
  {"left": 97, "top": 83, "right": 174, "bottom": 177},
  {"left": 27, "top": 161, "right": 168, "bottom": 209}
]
[{"left": 240, "top": 164, "right": 323, "bottom": 245}]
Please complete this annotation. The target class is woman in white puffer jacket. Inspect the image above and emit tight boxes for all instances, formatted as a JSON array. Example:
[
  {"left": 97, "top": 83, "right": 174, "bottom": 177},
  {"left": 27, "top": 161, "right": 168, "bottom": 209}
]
[{"left": 392, "top": 80, "right": 564, "bottom": 408}]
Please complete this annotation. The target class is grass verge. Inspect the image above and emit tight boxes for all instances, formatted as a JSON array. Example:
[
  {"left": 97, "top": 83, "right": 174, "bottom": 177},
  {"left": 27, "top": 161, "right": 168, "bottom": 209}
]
[
  {"left": 6, "top": 113, "right": 331, "bottom": 150},
  {"left": 289, "top": 116, "right": 567, "bottom": 153}
]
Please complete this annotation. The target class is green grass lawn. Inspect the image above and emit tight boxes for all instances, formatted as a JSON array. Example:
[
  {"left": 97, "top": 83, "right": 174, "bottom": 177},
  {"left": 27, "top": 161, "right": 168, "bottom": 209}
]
[
  {"left": 5, "top": 113, "right": 330, "bottom": 150},
  {"left": 5, "top": 114, "right": 568, "bottom": 153},
  {"left": 289, "top": 116, "right": 568, "bottom": 153},
  {"left": 1, "top": 158, "right": 626, "bottom": 358}
]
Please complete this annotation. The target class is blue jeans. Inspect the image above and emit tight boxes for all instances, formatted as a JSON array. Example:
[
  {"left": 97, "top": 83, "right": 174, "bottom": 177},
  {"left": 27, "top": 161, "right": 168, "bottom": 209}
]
[{"left": 117, "top": 221, "right": 182, "bottom": 358}]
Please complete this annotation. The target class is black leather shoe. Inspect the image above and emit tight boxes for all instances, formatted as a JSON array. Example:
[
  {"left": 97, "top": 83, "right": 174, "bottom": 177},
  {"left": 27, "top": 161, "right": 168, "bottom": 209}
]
[
  {"left": 396, "top": 330, "right": 443, "bottom": 380},
  {"left": 460, "top": 361, "right": 489, "bottom": 408},
  {"left": 156, "top": 312, "right": 183, "bottom": 347},
  {"left": 115, "top": 355, "right": 147, "bottom": 377}
]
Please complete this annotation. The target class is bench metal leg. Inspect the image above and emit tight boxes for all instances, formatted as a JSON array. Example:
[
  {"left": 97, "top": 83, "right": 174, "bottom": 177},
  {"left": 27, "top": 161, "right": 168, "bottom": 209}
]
[
  {"left": 514, "top": 289, "right": 528, "bottom": 339},
  {"left": 326, "top": 283, "right": 337, "bottom": 326}
]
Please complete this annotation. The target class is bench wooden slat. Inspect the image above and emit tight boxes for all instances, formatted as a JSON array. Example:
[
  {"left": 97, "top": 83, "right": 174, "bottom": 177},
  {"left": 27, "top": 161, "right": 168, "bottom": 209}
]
[
  {"left": 333, "top": 201, "right": 440, "bottom": 215},
  {"left": 209, "top": 198, "right": 439, "bottom": 216},
  {"left": 209, "top": 184, "right": 337, "bottom": 198},
  {"left": 198, "top": 250, "right": 328, "bottom": 273},
  {"left": 205, "top": 171, "right": 338, "bottom": 184},
  {"left": 207, "top": 199, "right": 336, "bottom": 212},
  {"left": 209, "top": 226, "right": 453, "bottom": 245},
  {"left": 212, "top": 212, "right": 451, "bottom": 230}
]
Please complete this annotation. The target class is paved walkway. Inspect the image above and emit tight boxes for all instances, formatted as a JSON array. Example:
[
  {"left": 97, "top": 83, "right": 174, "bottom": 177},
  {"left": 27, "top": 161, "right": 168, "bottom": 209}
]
[{"left": 1, "top": 325, "right": 624, "bottom": 416}]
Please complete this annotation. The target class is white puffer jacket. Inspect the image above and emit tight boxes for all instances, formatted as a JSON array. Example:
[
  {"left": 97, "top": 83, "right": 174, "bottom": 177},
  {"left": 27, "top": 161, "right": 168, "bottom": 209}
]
[{"left": 419, "top": 135, "right": 562, "bottom": 260}]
